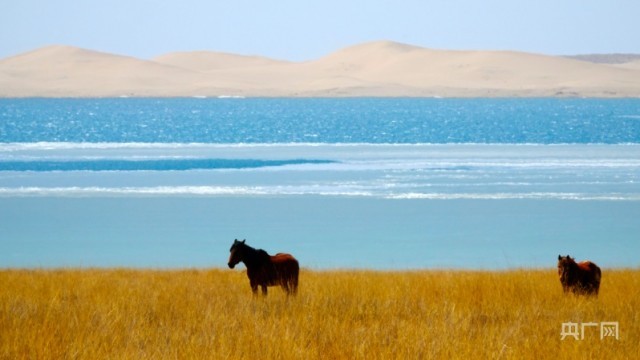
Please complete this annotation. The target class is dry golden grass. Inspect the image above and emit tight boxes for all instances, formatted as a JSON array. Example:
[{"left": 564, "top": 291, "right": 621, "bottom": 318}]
[{"left": 1, "top": 268, "right": 639, "bottom": 359}]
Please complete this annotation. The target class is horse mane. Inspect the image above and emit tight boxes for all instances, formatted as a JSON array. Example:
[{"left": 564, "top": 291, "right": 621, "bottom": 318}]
[
  {"left": 254, "top": 248, "right": 271, "bottom": 262},
  {"left": 238, "top": 242, "right": 271, "bottom": 267}
]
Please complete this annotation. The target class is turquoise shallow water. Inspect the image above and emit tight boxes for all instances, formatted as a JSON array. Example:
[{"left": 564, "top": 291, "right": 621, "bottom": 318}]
[
  {"left": 1, "top": 98, "right": 639, "bottom": 269},
  {"left": 1, "top": 197, "right": 638, "bottom": 269}
]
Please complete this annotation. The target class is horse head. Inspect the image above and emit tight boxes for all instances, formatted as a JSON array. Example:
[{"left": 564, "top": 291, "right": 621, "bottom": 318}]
[
  {"left": 557, "top": 254, "right": 575, "bottom": 281},
  {"left": 228, "top": 239, "right": 246, "bottom": 269}
]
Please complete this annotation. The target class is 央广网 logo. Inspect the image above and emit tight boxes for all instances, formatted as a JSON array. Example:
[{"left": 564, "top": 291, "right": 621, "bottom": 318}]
[{"left": 561, "top": 321, "right": 619, "bottom": 340}]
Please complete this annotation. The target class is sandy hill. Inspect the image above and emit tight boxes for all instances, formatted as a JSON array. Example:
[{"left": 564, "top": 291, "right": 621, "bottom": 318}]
[
  {"left": 1, "top": 41, "right": 639, "bottom": 97},
  {"left": 0, "top": 45, "right": 239, "bottom": 97},
  {"left": 153, "top": 51, "right": 290, "bottom": 72},
  {"left": 613, "top": 60, "right": 640, "bottom": 71},
  {"left": 297, "top": 41, "right": 640, "bottom": 96}
]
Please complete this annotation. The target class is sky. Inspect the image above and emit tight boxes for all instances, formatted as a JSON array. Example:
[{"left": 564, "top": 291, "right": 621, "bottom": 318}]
[{"left": 1, "top": 0, "right": 639, "bottom": 61}]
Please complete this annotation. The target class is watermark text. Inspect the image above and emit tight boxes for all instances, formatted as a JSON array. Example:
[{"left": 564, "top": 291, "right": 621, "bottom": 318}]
[{"left": 561, "top": 321, "right": 619, "bottom": 340}]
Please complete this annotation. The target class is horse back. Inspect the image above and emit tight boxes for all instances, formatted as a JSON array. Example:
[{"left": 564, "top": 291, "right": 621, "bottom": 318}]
[
  {"left": 578, "top": 261, "right": 601, "bottom": 279},
  {"left": 271, "top": 253, "right": 299, "bottom": 270},
  {"left": 577, "top": 261, "right": 602, "bottom": 291}
]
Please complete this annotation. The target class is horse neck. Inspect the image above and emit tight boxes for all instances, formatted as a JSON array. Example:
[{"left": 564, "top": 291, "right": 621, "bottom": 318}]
[{"left": 240, "top": 245, "right": 265, "bottom": 269}]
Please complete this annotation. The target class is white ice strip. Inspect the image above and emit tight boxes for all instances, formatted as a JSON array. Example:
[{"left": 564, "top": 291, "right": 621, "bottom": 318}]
[
  {"left": 2, "top": 143, "right": 640, "bottom": 163},
  {"left": 0, "top": 186, "right": 637, "bottom": 200},
  {"left": 0, "top": 186, "right": 270, "bottom": 196},
  {"left": 385, "top": 192, "right": 640, "bottom": 201}
]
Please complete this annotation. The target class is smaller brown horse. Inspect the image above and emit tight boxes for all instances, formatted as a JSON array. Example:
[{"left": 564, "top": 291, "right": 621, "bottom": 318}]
[
  {"left": 557, "top": 255, "right": 601, "bottom": 296},
  {"left": 228, "top": 239, "right": 299, "bottom": 296}
]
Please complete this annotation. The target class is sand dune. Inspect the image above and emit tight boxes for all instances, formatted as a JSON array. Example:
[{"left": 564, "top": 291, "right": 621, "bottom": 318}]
[
  {"left": 1, "top": 41, "right": 639, "bottom": 97},
  {"left": 300, "top": 41, "right": 640, "bottom": 96},
  {"left": 613, "top": 60, "right": 640, "bottom": 71},
  {"left": 0, "top": 45, "right": 247, "bottom": 97},
  {"left": 153, "top": 51, "right": 290, "bottom": 72}
]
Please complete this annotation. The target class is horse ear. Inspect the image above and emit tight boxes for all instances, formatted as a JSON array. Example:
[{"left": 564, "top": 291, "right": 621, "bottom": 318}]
[
  {"left": 558, "top": 255, "right": 562, "bottom": 260},
  {"left": 242, "top": 239, "right": 246, "bottom": 244}
]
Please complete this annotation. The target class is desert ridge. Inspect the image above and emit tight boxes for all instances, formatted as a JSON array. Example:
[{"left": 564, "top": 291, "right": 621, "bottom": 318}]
[
  {"left": 1, "top": 40, "right": 639, "bottom": 97},
  {"left": 614, "top": 60, "right": 640, "bottom": 71},
  {"left": 0, "top": 45, "right": 240, "bottom": 97},
  {"left": 153, "top": 51, "right": 292, "bottom": 72}
]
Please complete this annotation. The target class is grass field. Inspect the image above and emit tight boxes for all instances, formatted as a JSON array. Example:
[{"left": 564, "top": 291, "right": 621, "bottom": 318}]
[{"left": 1, "top": 268, "right": 638, "bottom": 359}]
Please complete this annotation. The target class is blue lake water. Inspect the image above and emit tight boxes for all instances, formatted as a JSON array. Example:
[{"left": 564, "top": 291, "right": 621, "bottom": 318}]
[{"left": 1, "top": 98, "right": 639, "bottom": 269}]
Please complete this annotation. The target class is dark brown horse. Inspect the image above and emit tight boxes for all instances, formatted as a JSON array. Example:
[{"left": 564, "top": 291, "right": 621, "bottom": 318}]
[
  {"left": 557, "top": 255, "right": 601, "bottom": 296},
  {"left": 228, "top": 239, "right": 299, "bottom": 296}
]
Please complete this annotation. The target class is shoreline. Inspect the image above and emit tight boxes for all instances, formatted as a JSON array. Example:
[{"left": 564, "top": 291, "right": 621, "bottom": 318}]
[
  {"left": 2, "top": 94, "right": 640, "bottom": 99},
  {"left": 2, "top": 266, "right": 640, "bottom": 272}
]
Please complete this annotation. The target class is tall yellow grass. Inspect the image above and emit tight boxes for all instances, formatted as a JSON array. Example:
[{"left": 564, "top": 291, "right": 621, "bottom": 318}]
[{"left": 1, "top": 268, "right": 638, "bottom": 359}]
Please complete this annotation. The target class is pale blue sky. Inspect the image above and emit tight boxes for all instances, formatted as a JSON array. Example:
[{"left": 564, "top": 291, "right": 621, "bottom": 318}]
[{"left": 1, "top": 0, "right": 638, "bottom": 60}]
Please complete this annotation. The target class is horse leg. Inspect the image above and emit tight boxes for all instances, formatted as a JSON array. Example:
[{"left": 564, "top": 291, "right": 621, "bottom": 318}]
[
  {"left": 250, "top": 279, "right": 259, "bottom": 296},
  {"left": 261, "top": 284, "right": 268, "bottom": 296},
  {"left": 282, "top": 276, "right": 298, "bottom": 296},
  {"left": 282, "top": 281, "right": 292, "bottom": 296}
]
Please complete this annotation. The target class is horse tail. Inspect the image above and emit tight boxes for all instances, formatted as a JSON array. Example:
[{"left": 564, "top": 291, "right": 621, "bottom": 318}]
[
  {"left": 283, "top": 257, "right": 299, "bottom": 295},
  {"left": 291, "top": 258, "right": 299, "bottom": 295},
  {"left": 593, "top": 264, "right": 602, "bottom": 294}
]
